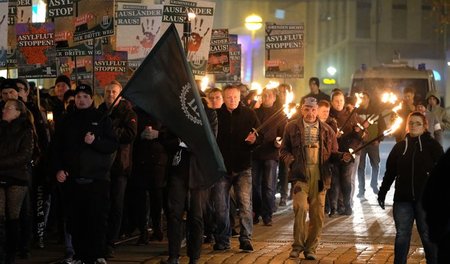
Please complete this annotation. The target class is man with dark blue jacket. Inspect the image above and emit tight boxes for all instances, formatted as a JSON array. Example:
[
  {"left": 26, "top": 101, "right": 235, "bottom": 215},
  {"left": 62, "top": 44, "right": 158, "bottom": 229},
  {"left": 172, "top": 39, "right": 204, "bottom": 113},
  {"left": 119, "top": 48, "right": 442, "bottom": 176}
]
[{"left": 54, "top": 84, "right": 118, "bottom": 264}]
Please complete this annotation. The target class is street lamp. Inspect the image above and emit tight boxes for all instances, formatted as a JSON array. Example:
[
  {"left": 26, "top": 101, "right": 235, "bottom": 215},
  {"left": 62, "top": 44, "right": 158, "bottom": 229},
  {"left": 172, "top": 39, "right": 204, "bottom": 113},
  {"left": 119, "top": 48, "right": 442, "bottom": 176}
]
[
  {"left": 245, "top": 14, "right": 262, "bottom": 83},
  {"left": 327, "top": 66, "right": 337, "bottom": 76}
]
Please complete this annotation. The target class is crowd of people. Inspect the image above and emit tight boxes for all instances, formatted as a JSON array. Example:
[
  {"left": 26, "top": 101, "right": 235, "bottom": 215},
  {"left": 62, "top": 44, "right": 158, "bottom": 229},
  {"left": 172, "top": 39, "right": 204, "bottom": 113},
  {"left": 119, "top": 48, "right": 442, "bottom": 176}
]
[{"left": 0, "top": 75, "right": 449, "bottom": 264}]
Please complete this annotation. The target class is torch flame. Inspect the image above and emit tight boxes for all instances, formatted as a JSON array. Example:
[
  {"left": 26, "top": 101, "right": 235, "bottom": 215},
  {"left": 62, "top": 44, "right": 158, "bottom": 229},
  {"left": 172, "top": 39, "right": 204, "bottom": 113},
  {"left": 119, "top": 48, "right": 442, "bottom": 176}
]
[
  {"left": 381, "top": 92, "right": 398, "bottom": 104},
  {"left": 283, "top": 91, "right": 296, "bottom": 119},
  {"left": 266, "top": 80, "right": 280, "bottom": 90},
  {"left": 383, "top": 117, "right": 403, "bottom": 136},
  {"left": 250, "top": 82, "right": 263, "bottom": 102},
  {"left": 354, "top": 93, "right": 364, "bottom": 108},
  {"left": 392, "top": 102, "right": 402, "bottom": 113},
  {"left": 200, "top": 76, "right": 209, "bottom": 92}
]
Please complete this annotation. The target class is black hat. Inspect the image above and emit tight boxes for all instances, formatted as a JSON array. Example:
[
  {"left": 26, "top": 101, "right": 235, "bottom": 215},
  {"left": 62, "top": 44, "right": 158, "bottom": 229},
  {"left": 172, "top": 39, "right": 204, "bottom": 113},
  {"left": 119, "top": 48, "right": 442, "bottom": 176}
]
[
  {"left": 74, "top": 84, "right": 93, "bottom": 96},
  {"left": 55, "top": 75, "right": 71, "bottom": 88},
  {"left": 309, "top": 77, "right": 320, "bottom": 87},
  {"left": 0, "top": 78, "right": 19, "bottom": 92}
]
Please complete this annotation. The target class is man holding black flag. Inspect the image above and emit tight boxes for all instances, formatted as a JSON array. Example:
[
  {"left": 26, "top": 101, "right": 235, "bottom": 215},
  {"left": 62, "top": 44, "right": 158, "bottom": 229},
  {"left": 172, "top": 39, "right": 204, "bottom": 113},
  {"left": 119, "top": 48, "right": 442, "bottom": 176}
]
[{"left": 120, "top": 24, "right": 226, "bottom": 263}]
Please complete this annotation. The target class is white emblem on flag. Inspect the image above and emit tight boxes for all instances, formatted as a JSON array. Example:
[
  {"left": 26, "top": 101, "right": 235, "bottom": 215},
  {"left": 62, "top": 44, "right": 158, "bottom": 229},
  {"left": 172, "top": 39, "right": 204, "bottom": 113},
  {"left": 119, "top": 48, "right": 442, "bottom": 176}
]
[{"left": 180, "top": 83, "right": 202, "bottom": 125}]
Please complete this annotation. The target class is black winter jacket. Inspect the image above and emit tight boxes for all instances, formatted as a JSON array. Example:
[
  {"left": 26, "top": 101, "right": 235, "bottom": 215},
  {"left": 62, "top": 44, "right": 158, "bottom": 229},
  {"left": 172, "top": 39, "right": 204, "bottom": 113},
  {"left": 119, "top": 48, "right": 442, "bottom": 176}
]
[
  {"left": 330, "top": 107, "right": 364, "bottom": 151},
  {"left": 253, "top": 105, "right": 286, "bottom": 161},
  {"left": 0, "top": 117, "right": 34, "bottom": 185},
  {"left": 379, "top": 132, "right": 443, "bottom": 202},
  {"left": 217, "top": 103, "right": 261, "bottom": 173},
  {"left": 98, "top": 100, "right": 137, "bottom": 177},
  {"left": 53, "top": 106, "right": 119, "bottom": 181}
]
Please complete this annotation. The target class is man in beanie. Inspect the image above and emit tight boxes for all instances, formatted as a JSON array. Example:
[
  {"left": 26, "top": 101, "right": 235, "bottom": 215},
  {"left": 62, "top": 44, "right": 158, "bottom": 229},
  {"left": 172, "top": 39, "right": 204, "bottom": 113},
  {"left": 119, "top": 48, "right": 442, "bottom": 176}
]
[
  {"left": 281, "top": 97, "right": 352, "bottom": 260},
  {"left": 53, "top": 83, "right": 118, "bottom": 264},
  {"left": 301, "top": 77, "right": 330, "bottom": 104},
  {"left": 1, "top": 79, "right": 20, "bottom": 108},
  {"left": 44, "top": 75, "right": 71, "bottom": 125}
]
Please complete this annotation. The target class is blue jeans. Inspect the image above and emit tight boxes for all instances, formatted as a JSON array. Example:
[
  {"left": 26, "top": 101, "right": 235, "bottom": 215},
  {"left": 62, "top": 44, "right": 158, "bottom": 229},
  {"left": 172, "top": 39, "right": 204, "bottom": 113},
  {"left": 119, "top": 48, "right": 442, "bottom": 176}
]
[
  {"left": 213, "top": 169, "right": 253, "bottom": 246},
  {"left": 357, "top": 143, "right": 380, "bottom": 194},
  {"left": 393, "top": 201, "right": 437, "bottom": 264},
  {"left": 252, "top": 160, "right": 278, "bottom": 221}
]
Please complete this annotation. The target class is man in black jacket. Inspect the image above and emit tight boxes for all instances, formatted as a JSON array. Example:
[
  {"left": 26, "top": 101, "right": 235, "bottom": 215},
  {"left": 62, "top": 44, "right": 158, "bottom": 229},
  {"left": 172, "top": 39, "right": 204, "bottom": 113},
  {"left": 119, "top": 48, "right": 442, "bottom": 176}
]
[
  {"left": 252, "top": 88, "right": 286, "bottom": 226},
  {"left": 54, "top": 84, "right": 118, "bottom": 264},
  {"left": 212, "top": 85, "right": 260, "bottom": 252},
  {"left": 98, "top": 80, "right": 137, "bottom": 257}
]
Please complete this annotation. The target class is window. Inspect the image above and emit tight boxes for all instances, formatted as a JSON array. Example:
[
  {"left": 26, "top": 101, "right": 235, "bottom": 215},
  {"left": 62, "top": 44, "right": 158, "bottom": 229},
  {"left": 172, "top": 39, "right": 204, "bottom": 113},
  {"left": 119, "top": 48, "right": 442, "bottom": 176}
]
[
  {"left": 392, "top": 0, "right": 407, "bottom": 39},
  {"left": 356, "top": 0, "right": 371, "bottom": 38},
  {"left": 421, "top": 0, "right": 434, "bottom": 39}
]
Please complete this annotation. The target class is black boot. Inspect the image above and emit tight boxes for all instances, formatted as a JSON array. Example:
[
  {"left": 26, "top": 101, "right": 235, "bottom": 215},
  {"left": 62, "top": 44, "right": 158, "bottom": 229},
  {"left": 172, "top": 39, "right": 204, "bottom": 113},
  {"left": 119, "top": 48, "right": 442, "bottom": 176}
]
[{"left": 6, "top": 219, "right": 19, "bottom": 264}]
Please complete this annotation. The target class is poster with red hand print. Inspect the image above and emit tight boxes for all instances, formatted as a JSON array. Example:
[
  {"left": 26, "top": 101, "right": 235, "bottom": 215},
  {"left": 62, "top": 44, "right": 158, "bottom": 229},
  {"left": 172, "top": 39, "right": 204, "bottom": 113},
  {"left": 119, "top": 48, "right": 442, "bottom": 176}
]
[
  {"left": 0, "top": 0, "right": 7, "bottom": 67},
  {"left": 116, "top": 1, "right": 163, "bottom": 70},
  {"left": 160, "top": 0, "right": 215, "bottom": 76},
  {"left": 16, "top": 22, "right": 57, "bottom": 78}
]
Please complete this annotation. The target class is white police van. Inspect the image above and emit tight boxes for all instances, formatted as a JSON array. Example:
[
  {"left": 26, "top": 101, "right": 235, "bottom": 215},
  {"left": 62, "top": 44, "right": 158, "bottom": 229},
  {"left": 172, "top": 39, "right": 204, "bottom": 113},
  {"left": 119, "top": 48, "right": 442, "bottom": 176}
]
[{"left": 349, "top": 61, "right": 436, "bottom": 110}]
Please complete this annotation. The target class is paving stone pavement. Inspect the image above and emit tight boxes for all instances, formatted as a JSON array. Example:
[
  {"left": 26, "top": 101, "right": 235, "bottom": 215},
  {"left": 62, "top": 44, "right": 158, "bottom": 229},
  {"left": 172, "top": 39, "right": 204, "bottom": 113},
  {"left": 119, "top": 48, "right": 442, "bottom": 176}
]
[{"left": 16, "top": 185, "right": 427, "bottom": 264}]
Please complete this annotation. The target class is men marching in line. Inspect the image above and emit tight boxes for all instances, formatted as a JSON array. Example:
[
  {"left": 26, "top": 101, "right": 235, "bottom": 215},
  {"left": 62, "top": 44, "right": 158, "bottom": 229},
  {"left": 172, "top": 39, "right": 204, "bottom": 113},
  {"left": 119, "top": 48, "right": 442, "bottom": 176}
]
[{"left": 1, "top": 75, "right": 446, "bottom": 264}]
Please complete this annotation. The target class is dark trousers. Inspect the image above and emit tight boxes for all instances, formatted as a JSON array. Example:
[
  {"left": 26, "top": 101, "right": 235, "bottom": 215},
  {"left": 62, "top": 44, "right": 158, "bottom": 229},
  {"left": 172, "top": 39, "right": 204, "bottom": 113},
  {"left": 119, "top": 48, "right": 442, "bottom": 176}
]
[
  {"left": 132, "top": 164, "right": 167, "bottom": 236},
  {"left": 329, "top": 161, "right": 355, "bottom": 212},
  {"left": 252, "top": 159, "right": 278, "bottom": 221},
  {"left": 66, "top": 180, "right": 109, "bottom": 263},
  {"left": 167, "top": 154, "right": 205, "bottom": 261},
  {"left": 357, "top": 143, "right": 380, "bottom": 194},
  {"left": 107, "top": 175, "right": 127, "bottom": 244},
  {"left": 278, "top": 161, "right": 289, "bottom": 199},
  {"left": 19, "top": 190, "right": 32, "bottom": 255}
]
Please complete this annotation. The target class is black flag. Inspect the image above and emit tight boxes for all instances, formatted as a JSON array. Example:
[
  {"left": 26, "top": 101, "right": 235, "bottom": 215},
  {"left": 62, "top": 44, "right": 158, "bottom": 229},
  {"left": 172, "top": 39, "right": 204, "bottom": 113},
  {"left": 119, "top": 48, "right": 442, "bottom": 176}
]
[{"left": 122, "top": 24, "right": 226, "bottom": 188}]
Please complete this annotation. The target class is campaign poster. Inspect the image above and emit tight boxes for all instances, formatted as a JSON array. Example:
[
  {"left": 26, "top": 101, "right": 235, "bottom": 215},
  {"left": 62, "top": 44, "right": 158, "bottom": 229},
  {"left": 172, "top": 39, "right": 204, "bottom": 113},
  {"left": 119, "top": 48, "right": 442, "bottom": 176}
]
[
  {"left": 161, "top": 0, "right": 215, "bottom": 76},
  {"left": 94, "top": 51, "right": 128, "bottom": 88},
  {"left": 265, "top": 23, "right": 304, "bottom": 79},
  {"left": 207, "top": 28, "right": 229, "bottom": 75},
  {"left": 0, "top": 0, "right": 8, "bottom": 67},
  {"left": 216, "top": 43, "right": 241, "bottom": 83},
  {"left": 7, "top": 0, "right": 17, "bottom": 67},
  {"left": 228, "top": 34, "right": 238, "bottom": 44},
  {"left": 16, "top": 22, "right": 57, "bottom": 78},
  {"left": 56, "top": 38, "right": 102, "bottom": 57},
  {"left": 16, "top": 0, "right": 32, "bottom": 23},
  {"left": 72, "top": 0, "right": 114, "bottom": 42},
  {"left": 116, "top": 1, "right": 163, "bottom": 69},
  {"left": 47, "top": 0, "right": 74, "bottom": 18},
  {"left": 60, "top": 55, "right": 94, "bottom": 86}
]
